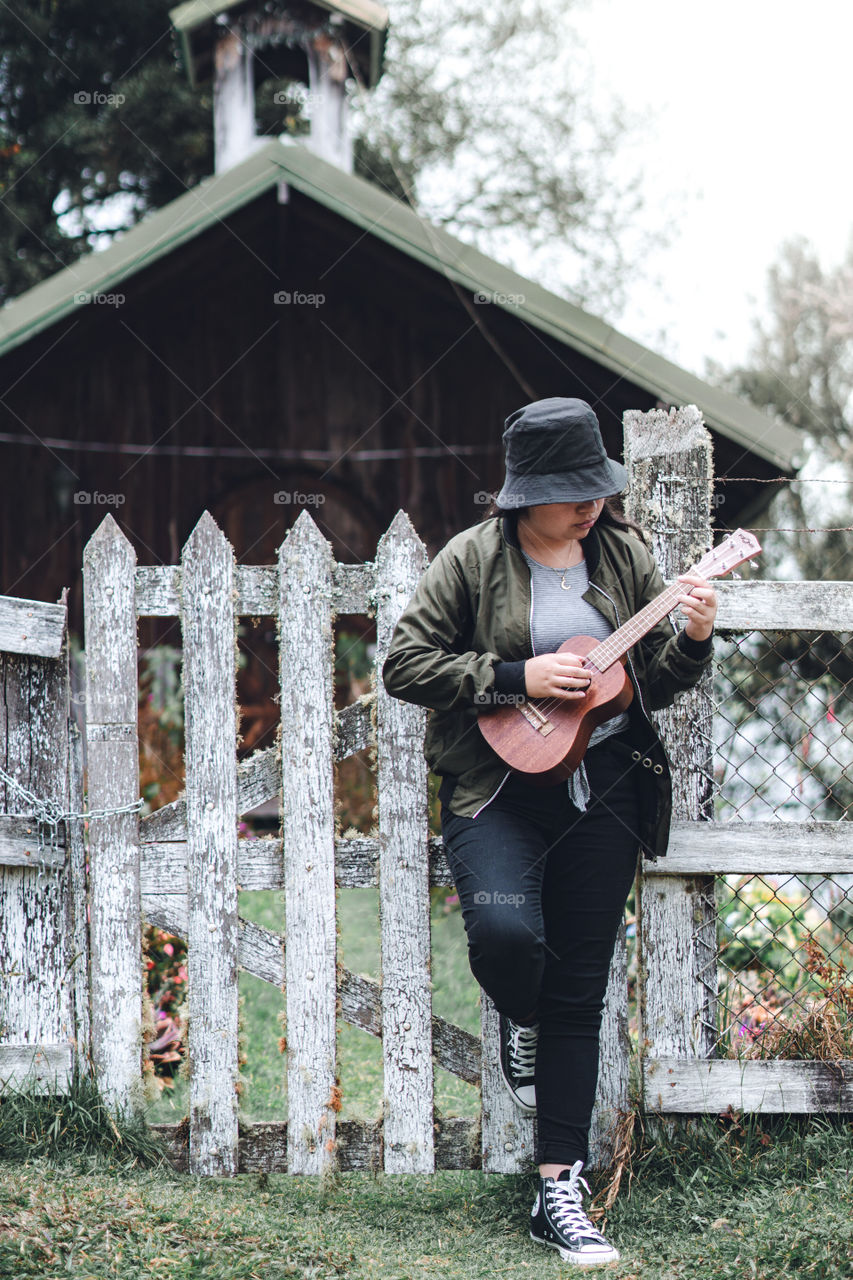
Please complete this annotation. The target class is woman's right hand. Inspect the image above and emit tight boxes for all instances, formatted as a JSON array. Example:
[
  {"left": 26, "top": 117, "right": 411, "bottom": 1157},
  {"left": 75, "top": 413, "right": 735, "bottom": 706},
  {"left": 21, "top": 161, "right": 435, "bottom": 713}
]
[{"left": 524, "top": 652, "right": 591, "bottom": 699}]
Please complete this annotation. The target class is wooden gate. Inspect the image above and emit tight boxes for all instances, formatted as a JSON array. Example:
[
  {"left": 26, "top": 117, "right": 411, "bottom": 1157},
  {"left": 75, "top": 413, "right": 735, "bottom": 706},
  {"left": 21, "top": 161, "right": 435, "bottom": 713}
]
[
  {"left": 0, "top": 595, "right": 89, "bottom": 1092},
  {"left": 84, "top": 510, "right": 551, "bottom": 1176}
]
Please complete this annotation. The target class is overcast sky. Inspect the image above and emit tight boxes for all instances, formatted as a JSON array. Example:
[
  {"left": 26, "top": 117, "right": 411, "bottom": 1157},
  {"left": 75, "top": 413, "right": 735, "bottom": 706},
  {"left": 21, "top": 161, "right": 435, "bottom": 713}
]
[{"left": 572, "top": 0, "right": 852, "bottom": 376}]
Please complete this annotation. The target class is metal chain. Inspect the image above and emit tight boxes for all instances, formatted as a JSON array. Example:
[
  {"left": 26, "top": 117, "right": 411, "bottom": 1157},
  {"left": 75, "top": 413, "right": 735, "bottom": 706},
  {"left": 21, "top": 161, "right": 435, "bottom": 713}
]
[{"left": 0, "top": 760, "right": 142, "bottom": 882}]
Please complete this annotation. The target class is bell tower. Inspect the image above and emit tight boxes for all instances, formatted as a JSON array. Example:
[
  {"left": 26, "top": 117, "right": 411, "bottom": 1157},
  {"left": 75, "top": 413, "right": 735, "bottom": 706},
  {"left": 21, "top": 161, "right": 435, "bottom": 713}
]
[{"left": 170, "top": 0, "right": 389, "bottom": 173}]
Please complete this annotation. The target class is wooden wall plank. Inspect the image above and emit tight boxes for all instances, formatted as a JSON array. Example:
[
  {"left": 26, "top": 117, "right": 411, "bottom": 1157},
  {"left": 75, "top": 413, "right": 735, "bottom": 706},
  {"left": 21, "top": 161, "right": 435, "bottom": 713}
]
[
  {"left": 153, "top": 1117, "right": 481, "bottom": 1174},
  {"left": 139, "top": 833, "right": 454, "bottom": 893},
  {"left": 644, "top": 1057, "right": 853, "bottom": 1113},
  {"left": 0, "top": 1043, "right": 73, "bottom": 1088},
  {"left": 712, "top": 579, "right": 853, "bottom": 632},
  {"left": 656, "top": 822, "right": 853, "bottom": 873},
  {"left": 83, "top": 516, "right": 142, "bottom": 1112},
  {"left": 136, "top": 564, "right": 853, "bottom": 634},
  {"left": 0, "top": 644, "right": 74, "bottom": 1061},
  {"left": 67, "top": 721, "right": 92, "bottom": 1069},
  {"left": 0, "top": 814, "right": 65, "bottom": 868},
  {"left": 375, "top": 512, "right": 434, "bottom": 1173},
  {"left": 279, "top": 513, "right": 338, "bottom": 1174},
  {"left": 0, "top": 595, "right": 66, "bottom": 659},
  {"left": 182, "top": 512, "right": 240, "bottom": 1176},
  {"left": 135, "top": 563, "right": 371, "bottom": 618}
]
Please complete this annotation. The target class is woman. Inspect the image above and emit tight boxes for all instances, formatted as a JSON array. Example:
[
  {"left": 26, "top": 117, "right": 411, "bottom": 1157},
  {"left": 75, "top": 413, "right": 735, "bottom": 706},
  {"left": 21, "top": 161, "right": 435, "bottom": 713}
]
[{"left": 382, "top": 397, "right": 717, "bottom": 1267}]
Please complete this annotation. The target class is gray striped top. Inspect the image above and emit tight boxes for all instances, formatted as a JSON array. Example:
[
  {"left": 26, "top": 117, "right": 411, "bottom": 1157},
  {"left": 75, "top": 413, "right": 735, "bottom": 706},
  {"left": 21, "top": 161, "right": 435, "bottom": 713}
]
[{"left": 521, "top": 551, "right": 629, "bottom": 803}]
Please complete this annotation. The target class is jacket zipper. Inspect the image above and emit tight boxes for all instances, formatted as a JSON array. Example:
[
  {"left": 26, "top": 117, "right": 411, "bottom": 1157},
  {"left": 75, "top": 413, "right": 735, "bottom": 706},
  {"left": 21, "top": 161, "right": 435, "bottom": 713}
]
[
  {"left": 472, "top": 556, "right": 537, "bottom": 820},
  {"left": 471, "top": 769, "right": 511, "bottom": 819}
]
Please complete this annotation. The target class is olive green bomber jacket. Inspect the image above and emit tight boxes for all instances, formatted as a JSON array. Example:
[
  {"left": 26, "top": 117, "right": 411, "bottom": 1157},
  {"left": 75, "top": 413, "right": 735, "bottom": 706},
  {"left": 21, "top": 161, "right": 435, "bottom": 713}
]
[{"left": 381, "top": 514, "right": 713, "bottom": 860}]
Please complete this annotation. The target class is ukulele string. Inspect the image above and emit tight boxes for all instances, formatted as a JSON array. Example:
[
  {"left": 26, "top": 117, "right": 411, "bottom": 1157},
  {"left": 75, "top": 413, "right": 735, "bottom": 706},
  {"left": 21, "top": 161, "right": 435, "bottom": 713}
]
[
  {"left": 513, "top": 531, "right": 758, "bottom": 720},
  {"left": 526, "top": 567, "right": 723, "bottom": 717}
]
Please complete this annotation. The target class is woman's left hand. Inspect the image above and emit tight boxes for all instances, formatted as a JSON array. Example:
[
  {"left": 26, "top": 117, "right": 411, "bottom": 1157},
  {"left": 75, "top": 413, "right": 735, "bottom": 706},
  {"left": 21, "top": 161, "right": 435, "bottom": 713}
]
[{"left": 676, "top": 573, "right": 718, "bottom": 642}]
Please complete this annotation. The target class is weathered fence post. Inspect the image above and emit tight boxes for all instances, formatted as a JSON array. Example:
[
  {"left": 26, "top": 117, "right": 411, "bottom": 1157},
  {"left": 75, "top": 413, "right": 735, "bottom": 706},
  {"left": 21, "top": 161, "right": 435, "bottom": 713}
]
[
  {"left": 480, "top": 994, "right": 536, "bottom": 1171},
  {"left": 84, "top": 517, "right": 142, "bottom": 1111},
  {"left": 374, "top": 512, "right": 434, "bottom": 1173},
  {"left": 587, "top": 919, "right": 631, "bottom": 1171},
  {"left": 279, "top": 513, "right": 338, "bottom": 1173},
  {"left": 182, "top": 513, "right": 240, "bottom": 1175},
  {"left": 624, "top": 406, "right": 717, "bottom": 1123},
  {"left": 0, "top": 616, "right": 77, "bottom": 1087},
  {"left": 67, "top": 718, "right": 92, "bottom": 1072}
]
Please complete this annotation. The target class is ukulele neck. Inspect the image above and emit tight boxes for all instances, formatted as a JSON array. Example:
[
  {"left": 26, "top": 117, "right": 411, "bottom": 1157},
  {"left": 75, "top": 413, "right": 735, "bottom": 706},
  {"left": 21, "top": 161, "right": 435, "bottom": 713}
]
[{"left": 586, "top": 579, "right": 689, "bottom": 672}]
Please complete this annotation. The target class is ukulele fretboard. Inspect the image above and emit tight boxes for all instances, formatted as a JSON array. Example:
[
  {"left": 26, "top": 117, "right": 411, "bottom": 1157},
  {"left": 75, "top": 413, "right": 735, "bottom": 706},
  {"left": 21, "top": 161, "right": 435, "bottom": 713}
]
[{"left": 586, "top": 580, "right": 691, "bottom": 672}]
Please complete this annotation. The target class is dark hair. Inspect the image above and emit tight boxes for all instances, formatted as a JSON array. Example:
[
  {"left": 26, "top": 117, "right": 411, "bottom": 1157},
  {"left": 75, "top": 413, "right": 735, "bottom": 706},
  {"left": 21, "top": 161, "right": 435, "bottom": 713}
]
[{"left": 481, "top": 494, "right": 650, "bottom": 546}]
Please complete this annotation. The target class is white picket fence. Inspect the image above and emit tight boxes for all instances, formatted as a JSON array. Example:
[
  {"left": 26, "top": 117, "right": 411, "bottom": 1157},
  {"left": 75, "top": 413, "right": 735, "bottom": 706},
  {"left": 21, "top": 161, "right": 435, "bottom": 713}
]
[
  {"left": 84, "top": 505, "right": 548, "bottom": 1177},
  {"left": 2, "top": 405, "right": 852, "bottom": 1179}
]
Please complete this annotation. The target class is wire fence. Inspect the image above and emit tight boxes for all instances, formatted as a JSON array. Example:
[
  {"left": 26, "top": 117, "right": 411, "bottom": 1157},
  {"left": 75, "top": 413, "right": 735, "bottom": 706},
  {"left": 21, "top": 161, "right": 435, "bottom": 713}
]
[
  {"left": 626, "top": 630, "right": 853, "bottom": 1065},
  {"left": 710, "top": 630, "right": 853, "bottom": 1060}
]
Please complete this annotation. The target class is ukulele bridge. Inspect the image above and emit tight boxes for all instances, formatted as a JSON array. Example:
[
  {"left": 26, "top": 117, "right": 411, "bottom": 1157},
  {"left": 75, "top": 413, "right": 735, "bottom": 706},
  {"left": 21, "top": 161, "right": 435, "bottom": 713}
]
[{"left": 520, "top": 702, "right": 554, "bottom": 735}]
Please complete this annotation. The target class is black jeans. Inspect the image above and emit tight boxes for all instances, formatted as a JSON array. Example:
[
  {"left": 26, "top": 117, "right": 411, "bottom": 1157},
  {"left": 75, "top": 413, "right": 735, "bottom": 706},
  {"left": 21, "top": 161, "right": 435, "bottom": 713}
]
[{"left": 440, "top": 735, "right": 641, "bottom": 1167}]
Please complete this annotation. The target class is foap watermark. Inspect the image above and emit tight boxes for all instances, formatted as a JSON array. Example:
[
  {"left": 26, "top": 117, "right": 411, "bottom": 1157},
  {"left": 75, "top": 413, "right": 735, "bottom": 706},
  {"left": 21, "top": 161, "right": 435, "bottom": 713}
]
[
  {"left": 274, "top": 290, "right": 325, "bottom": 307},
  {"left": 473, "top": 890, "right": 526, "bottom": 906},
  {"left": 274, "top": 491, "right": 325, "bottom": 507},
  {"left": 73, "top": 491, "right": 125, "bottom": 506},
  {"left": 73, "top": 291, "right": 125, "bottom": 307},
  {"left": 476, "top": 490, "right": 526, "bottom": 507},
  {"left": 273, "top": 86, "right": 325, "bottom": 109},
  {"left": 73, "top": 90, "right": 125, "bottom": 107},
  {"left": 474, "top": 691, "right": 526, "bottom": 707},
  {"left": 473, "top": 289, "right": 525, "bottom": 307}
]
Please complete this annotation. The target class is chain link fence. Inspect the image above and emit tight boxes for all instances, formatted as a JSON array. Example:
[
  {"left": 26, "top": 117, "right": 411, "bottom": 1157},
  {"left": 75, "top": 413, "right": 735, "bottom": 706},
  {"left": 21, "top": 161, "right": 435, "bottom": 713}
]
[
  {"left": 711, "top": 630, "right": 853, "bottom": 1060},
  {"left": 627, "top": 631, "right": 853, "bottom": 1065}
]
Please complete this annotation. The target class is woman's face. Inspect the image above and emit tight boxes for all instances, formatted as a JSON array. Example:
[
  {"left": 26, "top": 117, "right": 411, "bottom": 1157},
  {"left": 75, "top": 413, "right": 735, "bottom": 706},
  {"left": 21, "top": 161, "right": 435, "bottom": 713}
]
[{"left": 522, "top": 498, "right": 605, "bottom": 542}]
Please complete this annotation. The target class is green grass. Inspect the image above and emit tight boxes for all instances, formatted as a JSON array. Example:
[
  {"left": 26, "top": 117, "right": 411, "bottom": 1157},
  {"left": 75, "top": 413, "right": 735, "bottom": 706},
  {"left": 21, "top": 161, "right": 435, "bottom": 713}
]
[
  {"left": 5, "top": 893, "right": 852, "bottom": 1277},
  {"left": 1, "top": 1114, "right": 851, "bottom": 1278},
  {"left": 147, "top": 888, "right": 481, "bottom": 1126},
  {"left": 0, "top": 1071, "right": 163, "bottom": 1166}
]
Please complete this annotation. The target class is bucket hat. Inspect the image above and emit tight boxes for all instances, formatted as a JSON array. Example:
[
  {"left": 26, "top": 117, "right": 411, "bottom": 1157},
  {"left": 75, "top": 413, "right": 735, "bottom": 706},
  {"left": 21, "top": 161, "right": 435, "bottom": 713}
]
[{"left": 495, "top": 397, "right": 627, "bottom": 508}]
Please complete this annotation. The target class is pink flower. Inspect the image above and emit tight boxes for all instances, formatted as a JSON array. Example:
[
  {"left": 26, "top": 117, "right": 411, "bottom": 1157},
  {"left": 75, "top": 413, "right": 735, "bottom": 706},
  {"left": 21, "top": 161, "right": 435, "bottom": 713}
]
[{"left": 163, "top": 942, "right": 174, "bottom": 957}]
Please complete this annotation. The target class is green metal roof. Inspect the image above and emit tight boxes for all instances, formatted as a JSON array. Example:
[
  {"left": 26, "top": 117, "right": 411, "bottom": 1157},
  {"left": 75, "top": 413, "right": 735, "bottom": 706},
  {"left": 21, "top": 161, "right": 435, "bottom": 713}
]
[
  {"left": 169, "top": 0, "right": 388, "bottom": 88},
  {"left": 0, "top": 138, "right": 800, "bottom": 472}
]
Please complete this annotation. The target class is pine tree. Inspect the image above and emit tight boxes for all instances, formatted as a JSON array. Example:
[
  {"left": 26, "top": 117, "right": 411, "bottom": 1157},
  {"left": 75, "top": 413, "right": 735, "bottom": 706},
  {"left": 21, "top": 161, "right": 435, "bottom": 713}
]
[
  {"left": 1, "top": 0, "right": 657, "bottom": 315},
  {"left": 0, "top": 0, "right": 212, "bottom": 303}
]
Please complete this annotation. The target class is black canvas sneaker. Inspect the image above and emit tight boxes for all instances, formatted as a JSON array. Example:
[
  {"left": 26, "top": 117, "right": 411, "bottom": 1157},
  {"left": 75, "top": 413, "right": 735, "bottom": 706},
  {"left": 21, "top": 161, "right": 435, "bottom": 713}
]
[
  {"left": 498, "top": 1015, "right": 538, "bottom": 1113},
  {"left": 529, "top": 1161, "right": 620, "bottom": 1267}
]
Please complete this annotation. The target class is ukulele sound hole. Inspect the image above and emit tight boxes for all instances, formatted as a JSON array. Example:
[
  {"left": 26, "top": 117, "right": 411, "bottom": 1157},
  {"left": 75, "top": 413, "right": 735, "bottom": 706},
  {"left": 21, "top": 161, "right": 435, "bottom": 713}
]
[{"left": 520, "top": 703, "right": 554, "bottom": 736}]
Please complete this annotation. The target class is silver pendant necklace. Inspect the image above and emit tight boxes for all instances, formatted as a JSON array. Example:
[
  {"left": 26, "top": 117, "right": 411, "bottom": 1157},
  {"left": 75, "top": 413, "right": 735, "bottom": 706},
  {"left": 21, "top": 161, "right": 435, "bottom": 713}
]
[
  {"left": 547, "top": 562, "right": 579, "bottom": 590},
  {"left": 527, "top": 557, "right": 581, "bottom": 589},
  {"left": 520, "top": 533, "right": 583, "bottom": 590}
]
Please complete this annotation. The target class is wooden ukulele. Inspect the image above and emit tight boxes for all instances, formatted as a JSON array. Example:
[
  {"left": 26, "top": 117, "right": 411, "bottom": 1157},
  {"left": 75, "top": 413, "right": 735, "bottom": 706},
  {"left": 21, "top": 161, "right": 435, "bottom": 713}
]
[{"left": 477, "top": 528, "right": 761, "bottom": 784}]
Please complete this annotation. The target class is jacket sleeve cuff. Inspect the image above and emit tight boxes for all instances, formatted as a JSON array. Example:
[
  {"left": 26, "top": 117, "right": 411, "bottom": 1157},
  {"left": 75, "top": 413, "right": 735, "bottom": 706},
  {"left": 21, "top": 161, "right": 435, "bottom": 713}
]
[
  {"left": 677, "top": 628, "right": 714, "bottom": 661},
  {"left": 493, "top": 659, "right": 527, "bottom": 696}
]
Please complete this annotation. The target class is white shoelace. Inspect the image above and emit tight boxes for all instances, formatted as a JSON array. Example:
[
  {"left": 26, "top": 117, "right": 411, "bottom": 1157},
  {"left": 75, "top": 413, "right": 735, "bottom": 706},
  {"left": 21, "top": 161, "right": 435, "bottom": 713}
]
[
  {"left": 507, "top": 1020, "right": 538, "bottom": 1078},
  {"left": 545, "top": 1166, "right": 607, "bottom": 1243}
]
